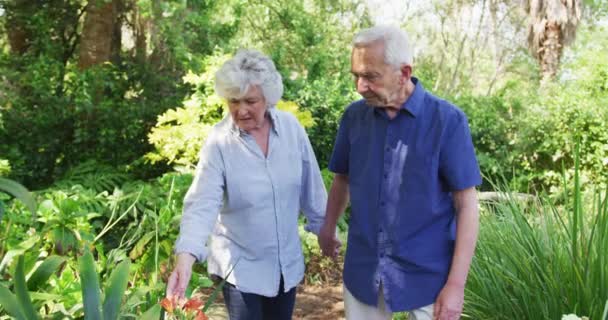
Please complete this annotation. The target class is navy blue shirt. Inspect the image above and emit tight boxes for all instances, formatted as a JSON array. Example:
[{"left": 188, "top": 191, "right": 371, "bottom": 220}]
[{"left": 329, "top": 78, "right": 482, "bottom": 311}]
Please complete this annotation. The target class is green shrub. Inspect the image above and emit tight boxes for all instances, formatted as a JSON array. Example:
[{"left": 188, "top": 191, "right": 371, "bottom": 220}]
[
  {"left": 454, "top": 91, "right": 520, "bottom": 191},
  {"left": 289, "top": 76, "right": 359, "bottom": 168},
  {"left": 0, "top": 159, "right": 10, "bottom": 177},
  {"left": 465, "top": 161, "right": 608, "bottom": 319},
  {"left": 0, "top": 55, "right": 188, "bottom": 189}
]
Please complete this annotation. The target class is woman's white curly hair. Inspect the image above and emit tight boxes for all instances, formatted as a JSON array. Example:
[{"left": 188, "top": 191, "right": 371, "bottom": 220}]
[{"left": 214, "top": 49, "right": 283, "bottom": 107}]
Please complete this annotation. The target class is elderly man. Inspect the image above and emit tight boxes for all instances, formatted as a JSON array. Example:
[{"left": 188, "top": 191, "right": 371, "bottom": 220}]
[{"left": 319, "top": 26, "right": 481, "bottom": 320}]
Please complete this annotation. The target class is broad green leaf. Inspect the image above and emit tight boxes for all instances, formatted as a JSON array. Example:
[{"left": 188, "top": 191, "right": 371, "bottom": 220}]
[
  {"left": 129, "top": 231, "right": 154, "bottom": 260},
  {"left": 14, "top": 256, "right": 40, "bottom": 320},
  {"left": 138, "top": 304, "right": 161, "bottom": 320},
  {"left": 0, "top": 284, "right": 27, "bottom": 320},
  {"left": 79, "top": 247, "right": 102, "bottom": 320},
  {"left": 0, "top": 235, "right": 40, "bottom": 273},
  {"left": 29, "top": 292, "right": 63, "bottom": 301},
  {"left": 27, "top": 256, "right": 66, "bottom": 291},
  {"left": 102, "top": 260, "right": 130, "bottom": 320},
  {"left": 0, "top": 178, "right": 37, "bottom": 217}
]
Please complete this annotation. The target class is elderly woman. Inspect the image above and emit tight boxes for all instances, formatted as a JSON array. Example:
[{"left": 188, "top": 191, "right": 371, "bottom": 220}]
[{"left": 166, "top": 49, "right": 327, "bottom": 320}]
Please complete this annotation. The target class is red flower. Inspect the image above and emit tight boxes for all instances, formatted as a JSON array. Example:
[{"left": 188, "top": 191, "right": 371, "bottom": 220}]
[
  {"left": 195, "top": 310, "right": 209, "bottom": 320},
  {"left": 183, "top": 298, "right": 204, "bottom": 311},
  {"left": 160, "top": 297, "right": 175, "bottom": 314}
]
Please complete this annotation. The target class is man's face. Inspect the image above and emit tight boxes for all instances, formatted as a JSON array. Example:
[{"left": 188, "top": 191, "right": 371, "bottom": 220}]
[
  {"left": 351, "top": 42, "right": 402, "bottom": 107},
  {"left": 227, "top": 85, "right": 267, "bottom": 132}
]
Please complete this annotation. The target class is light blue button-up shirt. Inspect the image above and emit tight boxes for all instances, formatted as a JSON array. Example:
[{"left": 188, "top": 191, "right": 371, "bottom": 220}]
[{"left": 175, "top": 108, "right": 327, "bottom": 297}]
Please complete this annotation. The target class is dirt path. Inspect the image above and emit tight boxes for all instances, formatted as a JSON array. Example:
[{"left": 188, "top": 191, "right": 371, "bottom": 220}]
[
  {"left": 293, "top": 284, "right": 345, "bottom": 320},
  {"left": 201, "top": 256, "right": 346, "bottom": 320},
  {"left": 202, "top": 283, "right": 345, "bottom": 320}
]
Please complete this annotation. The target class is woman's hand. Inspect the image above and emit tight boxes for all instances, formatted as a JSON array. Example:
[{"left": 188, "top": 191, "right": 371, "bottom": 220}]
[{"left": 166, "top": 253, "right": 197, "bottom": 299}]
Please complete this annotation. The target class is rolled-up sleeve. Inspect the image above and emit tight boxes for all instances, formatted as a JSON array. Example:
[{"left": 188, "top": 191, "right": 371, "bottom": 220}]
[
  {"left": 298, "top": 126, "right": 327, "bottom": 235},
  {"left": 174, "top": 134, "right": 225, "bottom": 262}
]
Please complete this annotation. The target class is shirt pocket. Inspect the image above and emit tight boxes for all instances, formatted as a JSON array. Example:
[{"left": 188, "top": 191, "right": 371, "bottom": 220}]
[
  {"left": 224, "top": 157, "right": 258, "bottom": 211},
  {"left": 403, "top": 149, "right": 437, "bottom": 195},
  {"left": 275, "top": 148, "right": 302, "bottom": 189},
  {"left": 348, "top": 132, "right": 373, "bottom": 184}
]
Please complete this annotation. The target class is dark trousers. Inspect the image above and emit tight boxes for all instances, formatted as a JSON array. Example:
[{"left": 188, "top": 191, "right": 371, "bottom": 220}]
[{"left": 221, "top": 276, "right": 296, "bottom": 320}]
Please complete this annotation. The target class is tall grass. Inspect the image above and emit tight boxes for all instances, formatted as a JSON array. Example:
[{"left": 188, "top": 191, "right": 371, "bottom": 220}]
[{"left": 465, "top": 156, "right": 608, "bottom": 319}]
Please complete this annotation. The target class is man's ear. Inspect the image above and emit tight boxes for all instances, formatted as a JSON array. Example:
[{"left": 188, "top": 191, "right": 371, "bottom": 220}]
[{"left": 400, "top": 64, "right": 412, "bottom": 84}]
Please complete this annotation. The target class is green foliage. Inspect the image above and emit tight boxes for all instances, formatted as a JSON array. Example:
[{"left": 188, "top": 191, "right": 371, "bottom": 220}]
[
  {"left": 27, "top": 256, "right": 66, "bottom": 291},
  {"left": 145, "top": 54, "right": 227, "bottom": 169},
  {"left": 0, "top": 177, "right": 37, "bottom": 218},
  {"left": 0, "top": 0, "right": 241, "bottom": 188},
  {"left": 0, "top": 249, "right": 133, "bottom": 320},
  {"left": 299, "top": 225, "right": 321, "bottom": 265},
  {"left": 53, "top": 160, "right": 131, "bottom": 194},
  {"left": 37, "top": 188, "right": 103, "bottom": 255},
  {"left": 512, "top": 92, "right": 608, "bottom": 191},
  {"left": 465, "top": 164, "right": 608, "bottom": 319},
  {"left": 0, "top": 159, "right": 10, "bottom": 176},
  {"left": 79, "top": 246, "right": 131, "bottom": 320},
  {"left": 0, "top": 57, "right": 187, "bottom": 189},
  {"left": 450, "top": 21, "right": 608, "bottom": 193},
  {"left": 292, "top": 77, "right": 359, "bottom": 167},
  {"left": 276, "top": 100, "right": 315, "bottom": 128}
]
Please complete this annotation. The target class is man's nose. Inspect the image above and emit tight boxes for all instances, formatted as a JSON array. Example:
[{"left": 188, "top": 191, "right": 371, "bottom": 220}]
[{"left": 356, "top": 77, "right": 370, "bottom": 93}]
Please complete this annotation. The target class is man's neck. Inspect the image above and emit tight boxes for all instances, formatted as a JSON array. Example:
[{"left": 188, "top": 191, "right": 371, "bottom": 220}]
[{"left": 384, "top": 80, "right": 416, "bottom": 119}]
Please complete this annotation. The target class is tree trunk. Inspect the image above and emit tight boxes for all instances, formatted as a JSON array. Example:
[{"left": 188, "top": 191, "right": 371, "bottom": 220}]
[
  {"left": 78, "top": 0, "right": 115, "bottom": 69},
  {"left": 133, "top": 1, "right": 148, "bottom": 64},
  {"left": 110, "top": 0, "right": 123, "bottom": 65},
  {"left": 4, "top": 0, "right": 33, "bottom": 55},
  {"left": 7, "top": 25, "right": 28, "bottom": 54},
  {"left": 539, "top": 21, "right": 562, "bottom": 85}
]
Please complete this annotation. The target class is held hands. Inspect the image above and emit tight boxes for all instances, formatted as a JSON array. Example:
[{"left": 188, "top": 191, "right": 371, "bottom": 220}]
[
  {"left": 433, "top": 282, "right": 465, "bottom": 320},
  {"left": 166, "top": 253, "right": 197, "bottom": 299},
  {"left": 318, "top": 223, "right": 342, "bottom": 259}
]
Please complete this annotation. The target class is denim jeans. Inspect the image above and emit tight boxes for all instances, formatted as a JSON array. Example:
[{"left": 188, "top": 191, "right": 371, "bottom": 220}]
[{"left": 221, "top": 276, "right": 296, "bottom": 320}]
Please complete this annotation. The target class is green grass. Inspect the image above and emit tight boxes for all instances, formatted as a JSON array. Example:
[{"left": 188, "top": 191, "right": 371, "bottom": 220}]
[{"left": 465, "top": 161, "right": 608, "bottom": 319}]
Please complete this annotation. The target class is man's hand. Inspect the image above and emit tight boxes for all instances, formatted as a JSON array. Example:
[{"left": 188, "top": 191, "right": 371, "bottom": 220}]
[
  {"left": 318, "top": 223, "right": 341, "bottom": 259},
  {"left": 433, "top": 282, "right": 465, "bottom": 320},
  {"left": 166, "top": 253, "right": 196, "bottom": 299}
]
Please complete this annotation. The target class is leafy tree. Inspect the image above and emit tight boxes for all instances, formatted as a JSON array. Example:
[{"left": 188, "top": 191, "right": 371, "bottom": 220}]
[
  {"left": 233, "top": 0, "right": 371, "bottom": 166},
  {"left": 0, "top": 0, "right": 241, "bottom": 188}
]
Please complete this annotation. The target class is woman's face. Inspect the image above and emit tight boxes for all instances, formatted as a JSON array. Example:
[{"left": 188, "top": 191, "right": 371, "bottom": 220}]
[{"left": 227, "top": 85, "right": 267, "bottom": 132}]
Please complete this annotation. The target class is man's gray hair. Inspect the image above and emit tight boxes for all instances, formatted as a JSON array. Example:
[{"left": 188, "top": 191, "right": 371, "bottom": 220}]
[
  {"left": 215, "top": 49, "right": 283, "bottom": 107},
  {"left": 353, "top": 25, "right": 413, "bottom": 67}
]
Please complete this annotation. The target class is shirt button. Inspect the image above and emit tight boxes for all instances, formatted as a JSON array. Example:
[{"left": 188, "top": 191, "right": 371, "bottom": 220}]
[
  {"left": 385, "top": 146, "right": 390, "bottom": 152},
  {"left": 380, "top": 252, "right": 385, "bottom": 258},
  {"left": 380, "top": 201, "right": 385, "bottom": 207},
  {"left": 383, "top": 173, "right": 388, "bottom": 178}
]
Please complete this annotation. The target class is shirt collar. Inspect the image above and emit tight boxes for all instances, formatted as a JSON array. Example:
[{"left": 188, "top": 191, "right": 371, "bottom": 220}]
[
  {"left": 229, "top": 107, "right": 279, "bottom": 137},
  {"left": 400, "top": 77, "right": 424, "bottom": 117}
]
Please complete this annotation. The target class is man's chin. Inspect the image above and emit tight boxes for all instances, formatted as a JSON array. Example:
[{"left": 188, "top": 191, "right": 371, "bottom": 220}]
[{"left": 363, "top": 98, "right": 384, "bottom": 107}]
